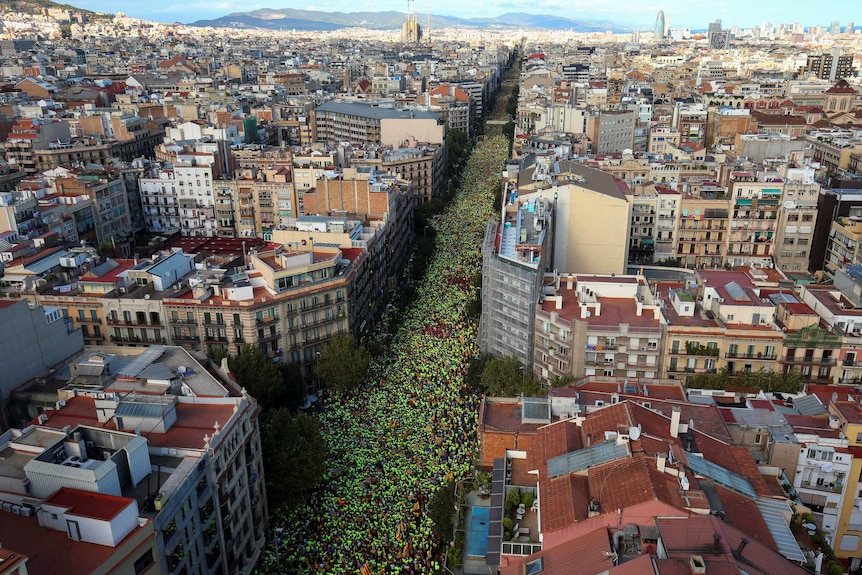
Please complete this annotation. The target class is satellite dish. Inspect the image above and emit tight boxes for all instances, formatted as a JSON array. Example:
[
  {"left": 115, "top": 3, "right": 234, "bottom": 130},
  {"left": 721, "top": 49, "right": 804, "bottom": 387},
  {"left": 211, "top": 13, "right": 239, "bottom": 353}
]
[
  {"left": 178, "top": 366, "right": 187, "bottom": 375},
  {"left": 629, "top": 426, "right": 641, "bottom": 440}
]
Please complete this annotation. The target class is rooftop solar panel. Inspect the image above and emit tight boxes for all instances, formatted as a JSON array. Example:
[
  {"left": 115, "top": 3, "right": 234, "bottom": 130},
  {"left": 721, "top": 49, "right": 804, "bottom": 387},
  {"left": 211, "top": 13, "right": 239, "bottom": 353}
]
[
  {"left": 685, "top": 454, "right": 756, "bottom": 497},
  {"left": 547, "top": 441, "right": 628, "bottom": 478},
  {"left": 756, "top": 497, "right": 806, "bottom": 563}
]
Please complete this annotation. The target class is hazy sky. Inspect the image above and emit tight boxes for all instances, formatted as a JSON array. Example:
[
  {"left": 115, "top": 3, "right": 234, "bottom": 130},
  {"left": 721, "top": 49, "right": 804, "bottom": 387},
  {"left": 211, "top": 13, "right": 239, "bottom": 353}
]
[{"left": 68, "top": 0, "right": 857, "bottom": 29}]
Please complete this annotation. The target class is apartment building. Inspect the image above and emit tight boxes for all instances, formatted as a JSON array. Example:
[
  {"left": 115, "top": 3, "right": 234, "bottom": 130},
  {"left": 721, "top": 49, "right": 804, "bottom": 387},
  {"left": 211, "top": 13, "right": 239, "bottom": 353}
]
[
  {"left": 774, "top": 170, "right": 820, "bottom": 274},
  {"left": 140, "top": 143, "right": 233, "bottom": 238},
  {"left": 827, "top": 391, "right": 862, "bottom": 570},
  {"left": 658, "top": 270, "right": 784, "bottom": 381},
  {"left": 587, "top": 109, "right": 636, "bottom": 155},
  {"left": 0, "top": 299, "right": 83, "bottom": 428},
  {"left": 805, "top": 51, "right": 855, "bottom": 81},
  {"left": 417, "top": 83, "right": 473, "bottom": 136},
  {"left": 55, "top": 171, "right": 132, "bottom": 247},
  {"left": 517, "top": 160, "right": 630, "bottom": 275},
  {"left": 647, "top": 126, "right": 680, "bottom": 154},
  {"left": 347, "top": 143, "right": 447, "bottom": 206},
  {"left": 672, "top": 103, "right": 707, "bottom": 145},
  {"left": 727, "top": 171, "right": 782, "bottom": 269},
  {"left": 14, "top": 344, "right": 267, "bottom": 575},
  {"left": 627, "top": 192, "right": 657, "bottom": 264},
  {"left": 479, "top": 196, "right": 555, "bottom": 367},
  {"left": 824, "top": 216, "right": 862, "bottom": 279},
  {"left": 676, "top": 193, "right": 731, "bottom": 269},
  {"left": 533, "top": 274, "right": 663, "bottom": 382},
  {"left": 312, "top": 101, "right": 444, "bottom": 147}
]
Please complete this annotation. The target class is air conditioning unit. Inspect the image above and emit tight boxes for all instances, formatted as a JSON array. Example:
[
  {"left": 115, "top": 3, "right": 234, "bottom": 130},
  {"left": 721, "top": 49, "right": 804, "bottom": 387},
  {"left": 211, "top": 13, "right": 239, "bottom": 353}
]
[{"left": 20, "top": 507, "right": 32, "bottom": 517}]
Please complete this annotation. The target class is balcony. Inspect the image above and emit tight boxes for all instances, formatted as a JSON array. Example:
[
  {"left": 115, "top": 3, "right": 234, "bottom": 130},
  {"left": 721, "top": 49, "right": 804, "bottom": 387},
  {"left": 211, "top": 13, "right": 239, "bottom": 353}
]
[
  {"left": 174, "top": 318, "right": 198, "bottom": 325},
  {"left": 256, "top": 315, "right": 279, "bottom": 326},
  {"left": 259, "top": 331, "right": 281, "bottom": 342},
  {"left": 204, "top": 335, "right": 228, "bottom": 343},
  {"left": 726, "top": 352, "right": 777, "bottom": 360},
  {"left": 202, "top": 318, "right": 227, "bottom": 326},
  {"left": 799, "top": 481, "right": 843, "bottom": 494},
  {"left": 107, "top": 317, "right": 163, "bottom": 328},
  {"left": 76, "top": 316, "right": 102, "bottom": 324},
  {"left": 783, "top": 356, "right": 836, "bottom": 365},
  {"left": 174, "top": 333, "right": 200, "bottom": 341}
]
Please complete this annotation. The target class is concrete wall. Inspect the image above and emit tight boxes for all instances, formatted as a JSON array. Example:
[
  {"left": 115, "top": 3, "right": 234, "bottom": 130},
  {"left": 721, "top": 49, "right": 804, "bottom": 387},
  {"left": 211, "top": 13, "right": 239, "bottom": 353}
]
[
  {"left": 551, "top": 185, "right": 630, "bottom": 275},
  {"left": 0, "top": 300, "right": 84, "bottom": 401},
  {"left": 380, "top": 117, "right": 445, "bottom": 147}
]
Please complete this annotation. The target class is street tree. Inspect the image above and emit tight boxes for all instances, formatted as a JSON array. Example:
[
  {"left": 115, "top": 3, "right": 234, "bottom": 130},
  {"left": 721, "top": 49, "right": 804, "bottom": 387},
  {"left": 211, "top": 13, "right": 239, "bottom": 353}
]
[
  {"left": 229, "top": 344, "right": 288, "bottom": 411},
  {"left": 479, "top": 355, "right": 544, "bottom": 397},
  {"left": 318, "top": 334, "right": 371, "bottom": 393},
  {"left": 259, "top": 409, "right": 327, "bottom": 509}
]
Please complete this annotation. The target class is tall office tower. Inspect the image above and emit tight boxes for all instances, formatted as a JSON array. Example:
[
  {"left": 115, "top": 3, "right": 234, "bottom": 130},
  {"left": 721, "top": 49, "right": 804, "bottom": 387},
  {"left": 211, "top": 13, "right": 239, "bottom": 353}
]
[
  {"left": 831, "top": 21, "right": 841, "bottom": 34},
  {"left": 848, "top": 21, "right": 855, "bottom": 34},
  {"left": 707, "top": 19, "right": 730, "bottom": 49},
  {"left": 655, "top": 11, "right": 666, "bottom": 39}
]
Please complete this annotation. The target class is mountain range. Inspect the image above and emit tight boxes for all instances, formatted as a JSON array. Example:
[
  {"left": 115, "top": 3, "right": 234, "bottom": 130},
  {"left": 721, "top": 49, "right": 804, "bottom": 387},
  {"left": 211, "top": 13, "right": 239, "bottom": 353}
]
[{"left": 188, "top": 9, "right": 631, "bottom": 32}]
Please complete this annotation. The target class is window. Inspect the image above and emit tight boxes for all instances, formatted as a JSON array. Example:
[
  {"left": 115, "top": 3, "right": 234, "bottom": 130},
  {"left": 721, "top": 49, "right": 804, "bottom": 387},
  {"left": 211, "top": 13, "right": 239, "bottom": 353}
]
[
  {"left": 840, "top": 535, "right": 860, "bottom": 551},
  {"left": 754, "top": 433, "right": 762, "bottom": 443},
  {"left": 78, "top": 309, "right": 86, "bottom": 320},
  {"left": 133, "top": 549, "right": 155, "bottom": 575},
  {"left": 525, "top": 558, "right": 544, "bottom": 575}
]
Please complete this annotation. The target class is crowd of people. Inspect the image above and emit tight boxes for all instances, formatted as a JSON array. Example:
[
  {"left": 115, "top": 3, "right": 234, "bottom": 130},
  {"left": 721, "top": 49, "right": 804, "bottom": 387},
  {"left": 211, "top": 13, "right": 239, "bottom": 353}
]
[{"left": 261, "top": 133, "right": 511, "bottom": 574}]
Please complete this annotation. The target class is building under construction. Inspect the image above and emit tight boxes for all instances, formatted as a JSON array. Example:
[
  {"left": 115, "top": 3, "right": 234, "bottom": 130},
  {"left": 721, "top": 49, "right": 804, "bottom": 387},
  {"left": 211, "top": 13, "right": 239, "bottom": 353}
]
[{"left": 401, "top": 0, "right": 423, "bottom": 43}]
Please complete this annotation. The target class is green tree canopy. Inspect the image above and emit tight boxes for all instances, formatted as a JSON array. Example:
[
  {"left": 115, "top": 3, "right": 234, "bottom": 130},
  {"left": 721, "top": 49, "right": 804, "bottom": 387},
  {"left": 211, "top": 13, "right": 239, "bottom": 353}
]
[
  {"left": 319, "top": 333, "right": 371, "bottom": 393},
  {"left": 427, "top": 480, "right": 456, "bottom": 539},
  {"left": 479, "top": 356, "right": 544, "bottom": 397},
  {"left": 259, "top": 409, "right": 327, "bottom": 509},
  {"left": 686, "top": 367, "right": 803, "bottom": 393},
  {"left": 229, "top": 344, "right": 289, "bottom": 411}
]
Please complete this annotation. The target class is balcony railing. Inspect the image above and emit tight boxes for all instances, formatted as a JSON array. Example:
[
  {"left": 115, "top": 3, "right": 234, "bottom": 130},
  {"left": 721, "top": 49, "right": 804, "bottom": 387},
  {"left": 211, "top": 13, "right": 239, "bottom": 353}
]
[
  {"left": 726, "top": 352, "right": 777, "bottom": 360},
  {"left": 256, "top": 315, "right": 279, "bottom": 325},
  {"left": 783, "top": 356, "right": 837, "bottom": 365},
  {"left": 107, "top": 317, "right": 163, "bottom": 328},
  {"left": 174, "top": 334, "right": 200, "bottom": 341}
]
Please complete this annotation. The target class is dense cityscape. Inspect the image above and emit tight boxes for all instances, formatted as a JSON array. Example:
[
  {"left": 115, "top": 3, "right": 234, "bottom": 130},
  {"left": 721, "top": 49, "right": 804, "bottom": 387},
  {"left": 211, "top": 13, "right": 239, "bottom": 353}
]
[{"left": 1, "top": 1, "right": 862, "bottom": 575}]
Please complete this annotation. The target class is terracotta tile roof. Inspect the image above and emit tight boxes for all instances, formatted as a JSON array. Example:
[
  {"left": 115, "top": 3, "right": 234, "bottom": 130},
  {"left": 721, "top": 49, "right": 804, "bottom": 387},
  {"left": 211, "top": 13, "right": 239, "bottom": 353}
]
[
  {"left": 539, "top": 474, "right": 590, "bottom": 532},
  {"left": 529, "top": 418, "right": 582, "bottom": 472},
  {"left": 711, "top": 484, "right": 776, "bottom": 548},
  {"left": 581, "top": 402, "right": 633, "bottom": 444},
  {"left": 826, "top": 79, "right": 857, "bottom": 94},
  {"left": 588, "top": 451, "right": 688, "bottom": 513},
  {"left": 656, "top": 515, "right": 810, "bottom": 575},
  {"left": 500, "top": 526, "right": 614, "bottom": 575}
]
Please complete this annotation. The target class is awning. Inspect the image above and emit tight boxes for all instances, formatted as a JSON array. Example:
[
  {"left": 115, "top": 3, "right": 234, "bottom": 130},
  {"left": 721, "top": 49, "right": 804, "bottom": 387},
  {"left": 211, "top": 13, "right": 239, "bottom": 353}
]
[
  {"left": 799, "top": 491, "right": 827, "bottom": 506},
  {"left": 640, "top": 238, "right": 654, "bottom": 245},
  {"left": 736, "top": 199, "right": 753, "bottom": 206}
]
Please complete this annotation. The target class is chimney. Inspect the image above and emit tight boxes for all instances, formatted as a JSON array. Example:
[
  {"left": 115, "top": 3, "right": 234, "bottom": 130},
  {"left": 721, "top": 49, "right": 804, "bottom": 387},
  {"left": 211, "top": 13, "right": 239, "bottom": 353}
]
[
  {"left": 713, "top": 533, "right": 722, "bottom": 553},
  {"left": 567, "top": 274, "right": 574, "bottom": 290},
  {"left": 735, "top": 538, "right": 749, "bottom": 556},
  {"left": 657, "top": 452, "right": 667, "bottom": 473},
  {"left": 670, "top": 406, "right": 681, "bottom": 438}
]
